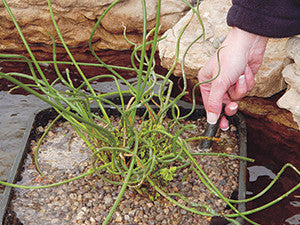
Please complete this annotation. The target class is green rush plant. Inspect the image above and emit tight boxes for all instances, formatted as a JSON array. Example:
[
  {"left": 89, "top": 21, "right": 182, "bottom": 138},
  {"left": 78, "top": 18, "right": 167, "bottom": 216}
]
[{"left": 0, "top": 0, "right": 299, "bottom": 224}]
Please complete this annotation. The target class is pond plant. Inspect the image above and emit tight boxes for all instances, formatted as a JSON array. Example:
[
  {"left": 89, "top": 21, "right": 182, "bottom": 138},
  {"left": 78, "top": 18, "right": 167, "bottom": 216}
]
[{"left": 0, "top": 0, "right": 299, "bottom": 224}]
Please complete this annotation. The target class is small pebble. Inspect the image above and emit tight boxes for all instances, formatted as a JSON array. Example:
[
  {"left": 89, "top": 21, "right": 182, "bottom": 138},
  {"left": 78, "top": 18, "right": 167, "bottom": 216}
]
[{"left": 11, "top": 118, "right": 240, "bottom": 225}]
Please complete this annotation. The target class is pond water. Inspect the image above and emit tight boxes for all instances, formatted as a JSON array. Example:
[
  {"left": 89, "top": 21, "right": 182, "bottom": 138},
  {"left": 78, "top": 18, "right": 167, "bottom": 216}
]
[
  {"left": 245, "top": 115, "right": 300, "bottom": 225},
  {"left": 0, "top": 61, "right": 299, "bottom": 224}
]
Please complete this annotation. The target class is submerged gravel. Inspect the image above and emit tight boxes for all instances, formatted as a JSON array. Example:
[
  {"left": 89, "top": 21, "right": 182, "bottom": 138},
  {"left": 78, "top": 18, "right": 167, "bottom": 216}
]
[{"left": 11, "top": 117, "right": 240, "bottom": 225}]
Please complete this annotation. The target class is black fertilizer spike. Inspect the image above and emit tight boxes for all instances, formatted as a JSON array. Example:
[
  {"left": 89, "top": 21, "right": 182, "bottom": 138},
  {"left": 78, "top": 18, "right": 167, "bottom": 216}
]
[{"left": 198, "top": 105, "right": 226, "bottom": 150}]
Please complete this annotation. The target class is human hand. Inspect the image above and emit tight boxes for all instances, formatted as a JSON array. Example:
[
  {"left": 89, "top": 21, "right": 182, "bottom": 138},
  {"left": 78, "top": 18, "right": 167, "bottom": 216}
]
[{"left": 198, "top": 27, "right": 268, "bottom": 130}]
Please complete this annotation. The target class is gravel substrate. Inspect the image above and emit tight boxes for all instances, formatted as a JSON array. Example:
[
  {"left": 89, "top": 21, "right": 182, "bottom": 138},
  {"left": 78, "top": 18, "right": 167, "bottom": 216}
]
[{"left": 11, "top": 117, "right": 240, "bottom": 225}]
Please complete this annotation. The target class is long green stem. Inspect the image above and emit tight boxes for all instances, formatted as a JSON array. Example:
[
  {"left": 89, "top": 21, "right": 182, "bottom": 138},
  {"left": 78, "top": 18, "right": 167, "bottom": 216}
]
[
  {"left": 47, "top": 0, "right": 110, "bottom": 123},
  {"left": 227, "top": 163, "right": 300, "bottom": 204},
  {"left": 0, "top": 164, "right": 110, "bottom": 189},
  {"left": 102, "top": 134, "right": 139, "bottom": 225},
  {"left": 0, "top": 73, "right": 116, "bottom": 144}
]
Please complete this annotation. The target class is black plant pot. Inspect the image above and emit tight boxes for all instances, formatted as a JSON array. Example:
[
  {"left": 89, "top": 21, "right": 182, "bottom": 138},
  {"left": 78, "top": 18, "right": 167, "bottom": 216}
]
[{"left": 0, "top": 95, "right": 247, "bottom": 225}]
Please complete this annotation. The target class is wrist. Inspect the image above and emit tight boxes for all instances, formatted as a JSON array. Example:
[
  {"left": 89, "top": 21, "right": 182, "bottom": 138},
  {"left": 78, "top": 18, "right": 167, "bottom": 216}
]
[
  {"left": 227, "top": 27, "right": 268, "bottom": 48},
  {"left": 224, "top": 27, "right": 269, "bottom": 59}
]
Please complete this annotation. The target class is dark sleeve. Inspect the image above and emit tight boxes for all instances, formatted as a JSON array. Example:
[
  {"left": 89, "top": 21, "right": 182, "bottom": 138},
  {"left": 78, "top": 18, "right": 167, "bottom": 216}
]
[{"left": 227, "top": 0, "right": 300, "bottom": 38}]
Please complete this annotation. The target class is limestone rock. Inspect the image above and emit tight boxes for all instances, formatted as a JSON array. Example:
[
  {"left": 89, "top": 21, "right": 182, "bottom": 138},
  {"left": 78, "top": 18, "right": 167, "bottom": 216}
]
[
  {"left": 158, "top": 0, "right": 231, "bottom": 80},
  {"left": 0, "top": 0, "right": 192, "bottom": 52},
  {"left": 247, "top": 39, "right": 289, "bottom": 97},
  {"left": 277, "top": 37, "right": 300, "bottom": 130},
  {"left": 158, "top": 0, "right": 288, "bottom": 98}
]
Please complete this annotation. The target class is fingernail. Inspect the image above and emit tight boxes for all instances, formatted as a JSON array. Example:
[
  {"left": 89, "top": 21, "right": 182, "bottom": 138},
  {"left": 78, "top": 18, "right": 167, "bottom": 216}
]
[
  {"left": 207, "top": 112, "right": 218, "bottom": 125},
  {"left": 221, "top": 126, "right": 229, "bottom": 132},
  {"left": 229, "top": 104, "right": 238, "bottom": 111},
  {"left": 239, "top": 75, "right": 245, "bottom": 85}
]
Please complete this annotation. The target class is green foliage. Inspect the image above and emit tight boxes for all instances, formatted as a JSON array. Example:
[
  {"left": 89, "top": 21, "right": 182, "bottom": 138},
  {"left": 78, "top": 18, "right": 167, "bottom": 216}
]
[
  {"left": 159, "top": 166, "right": 177, "bottom": 182},
  {"left": 149, "top": 192, "right": 161, "bottom": 202}
]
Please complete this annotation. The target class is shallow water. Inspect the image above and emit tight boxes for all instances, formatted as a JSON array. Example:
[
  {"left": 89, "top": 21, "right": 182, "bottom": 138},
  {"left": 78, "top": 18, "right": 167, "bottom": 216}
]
[{"left": 245, "top": 121, "right": 300, "bottom": 225}]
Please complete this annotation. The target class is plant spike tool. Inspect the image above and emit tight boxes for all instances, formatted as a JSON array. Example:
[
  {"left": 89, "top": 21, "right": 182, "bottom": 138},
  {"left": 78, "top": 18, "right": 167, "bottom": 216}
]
[{"left": 198, "top": 105, "right": 225, "bottom": 150}]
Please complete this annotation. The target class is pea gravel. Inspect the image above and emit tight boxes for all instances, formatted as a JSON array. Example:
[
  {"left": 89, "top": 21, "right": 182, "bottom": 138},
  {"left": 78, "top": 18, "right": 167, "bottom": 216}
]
[{"left": 11, "top": 117, "right": 240, "bottom": 225}]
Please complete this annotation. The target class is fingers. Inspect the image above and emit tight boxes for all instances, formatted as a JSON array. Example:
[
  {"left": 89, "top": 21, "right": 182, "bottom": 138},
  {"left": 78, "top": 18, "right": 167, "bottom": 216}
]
[
  {"left": 197, "top": 39, "right": 256, "bottom": 127},
  {"left": 198, "top": 60, "right": 219, "bottom": 124},
  {"left": 197, "top": 27, "right": 266, "bottom": 132},
  {"left": 205, "top": 79, "right": 229, "bottom": 124},
  {"left": 228, "top": 64, "right": 254, "bottom": 100},
  {"left": 219, "top": 116, "right": 229, "bottom": 131},
  {"left": 228, "top": 75, "right": 247, "bottom": 100},
  {"left": 224, "top": 102, "right": 238, "bottom": 116},
  {"left": 219, "top": 102, "right": 238, "bottom": 131},
  {"left": 198, "top": 68, "right": 243, "bottom": 130},
  {"left": 198, "top": 60, "right": 214, "bottom": 108},
  {"left": 198, "top": 62, "right": 232, "bottom": 125}
]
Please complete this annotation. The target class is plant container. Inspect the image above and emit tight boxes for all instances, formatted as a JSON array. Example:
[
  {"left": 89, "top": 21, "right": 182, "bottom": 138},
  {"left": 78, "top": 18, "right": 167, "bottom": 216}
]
[{"left": 0, "top": 95, "right": 247, "bottom": 225}]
